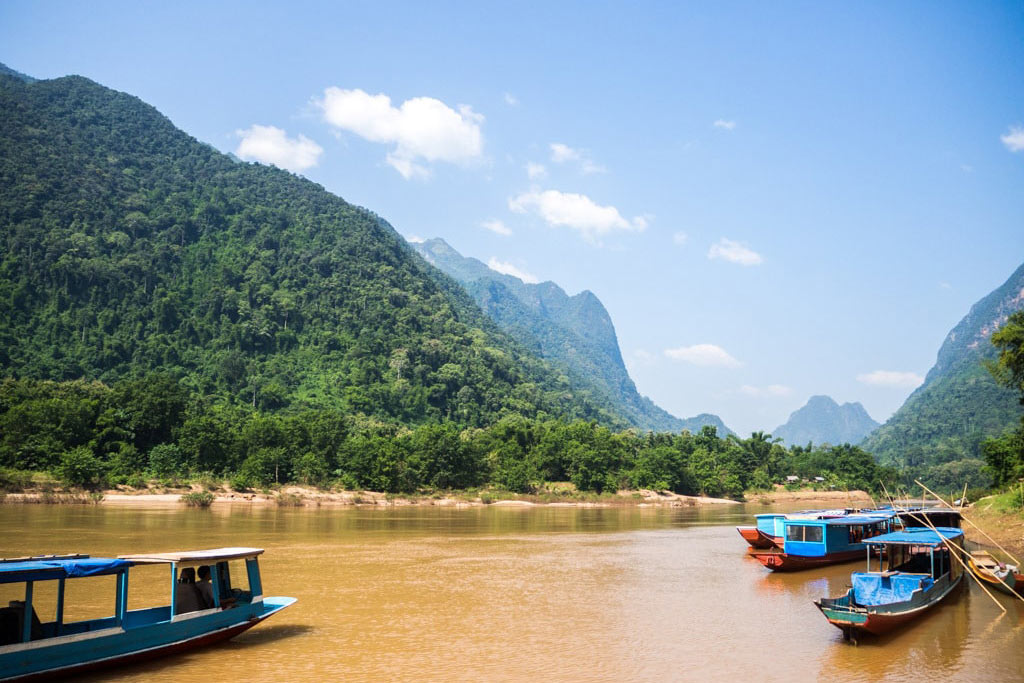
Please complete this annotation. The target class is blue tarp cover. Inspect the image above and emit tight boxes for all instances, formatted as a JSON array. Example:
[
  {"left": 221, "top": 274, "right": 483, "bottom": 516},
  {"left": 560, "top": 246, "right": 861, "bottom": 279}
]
[
  {"left": 0, "top": 558, "right": 130, "bottom": 583},
  {"left": 864, "top": 527, "right": 962, "bottom": 547},
  {"left": 852, "top": 572, "right": 932, "bottom": 606}
]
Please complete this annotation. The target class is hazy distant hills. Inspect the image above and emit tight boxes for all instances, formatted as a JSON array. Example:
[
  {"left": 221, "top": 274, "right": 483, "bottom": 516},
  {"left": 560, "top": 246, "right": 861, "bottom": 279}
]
[
  {"left": 0, "top": 66, "right": 630, "bottom": 427},
  {"left": 772, "top": 395, "right": 879, "bottom": 446},
  {"left": 412, "top": 238, "right": 733, "bottom": 435},
  {"left": 863, "top": 262, "right": 1024, "bottom": 473}
]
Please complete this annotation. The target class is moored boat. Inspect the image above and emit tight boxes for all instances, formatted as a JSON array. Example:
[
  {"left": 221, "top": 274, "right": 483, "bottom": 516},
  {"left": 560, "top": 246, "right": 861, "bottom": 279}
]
[
  {"left": 967, "top": 550, "right": 1019, "bottom": 597},
  {"left": 750, "top": 515, "right": 893, "bottom": 572},
  {"left": 737, "top": 509, "right": 854, "bottom": 551},
  {"left": 815, "top": 527, "right": 965, "bottom": 640},
  {"left": 0, "top": 547, "right": 295, "bottom": 681}
]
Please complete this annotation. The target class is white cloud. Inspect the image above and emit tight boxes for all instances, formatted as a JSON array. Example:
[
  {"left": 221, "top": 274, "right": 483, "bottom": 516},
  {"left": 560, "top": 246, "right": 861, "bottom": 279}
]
[
  {"left": 526, "top": 162, "right": 547, "bottom": 180},
  {"left": 406, "top": 235, "right": 425, "bottom": 243},
  {"left": 550, "top": 142, "right": 581, "bottom": 163},
  {"left": 549, "top": 142, "right": 606, "bottom": 174},
  {"left": 481, "top": 219, "right": 512, "bottom": 236},
  {"left": 235, "top": 124, "right": 323, "bottom": 173},
  {"left": 714, "top": 119, "right": 737, "bottom": 130},
  {"left": 739, "top": 384, "right": 792, "bottom": 398},
  {"left": 856, "top": 370, "right": 924, "bottom": 389},
  {"left": 664, "top": 344, "right": 742, "bottom": 368},
  {"left": 487, "top": 257, "right": 539, "bottom": 284},
  {"left": 504, "top": 92, "right": 519, "bottom": 106},
  {"left": 1001, "top": 126, "right": 1024, "bottom": 153},
  {"left": 672, "top": 231, "right": 688, "bottom": 247},
  {"left": 316, "top": 87, "right": 483, "bottom": 179},
  {"left": 509, "top": 189, "right": 647, "bottom": 242},
  {"left": 708, "top": 238, "right": 763, "bottom": 266}
]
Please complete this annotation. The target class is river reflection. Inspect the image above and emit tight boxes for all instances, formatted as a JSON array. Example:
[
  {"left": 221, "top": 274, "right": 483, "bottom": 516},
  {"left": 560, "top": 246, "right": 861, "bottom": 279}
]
[{"left": 1, "top": 503, "right": 1021, "bottom": 681}]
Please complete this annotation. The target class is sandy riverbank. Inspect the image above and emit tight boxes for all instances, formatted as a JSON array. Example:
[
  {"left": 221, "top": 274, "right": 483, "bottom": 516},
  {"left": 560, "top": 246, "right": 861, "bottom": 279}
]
[
  {"left": 743, "top": 488, "right": 874, "bottom": 506},
  {"left": 2, "top": 486, "right": 744, "bottom": 508}
]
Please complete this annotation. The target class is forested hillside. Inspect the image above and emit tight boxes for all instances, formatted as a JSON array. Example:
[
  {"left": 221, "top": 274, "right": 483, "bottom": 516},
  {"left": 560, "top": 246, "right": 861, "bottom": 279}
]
[
  {"left": 412, "top": 238, "right": 731, "bottom": 433},
  {"left": 0, "top": 68, "right": 625, "bottom": 428},
  {"left": 863, "top": 263, "right": 1024, "bottom": 488}
]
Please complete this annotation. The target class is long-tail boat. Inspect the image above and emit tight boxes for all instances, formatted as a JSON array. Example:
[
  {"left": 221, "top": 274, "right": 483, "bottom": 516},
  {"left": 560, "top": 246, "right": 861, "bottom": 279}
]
[
  {"left": 736, "top": 509, "right": 853, "bottom": 550},
  {"left": 749, "top": 515, "right": 893, "bottom": 571},
  {"left": 815, "top": 527, "right": 965, "bottom": 640},
  {"left": 0, "top": 548, "right": 295, "bottom": 681},
  {"left": 967, "top": 550, "right": 1019, "bottom": 597}
]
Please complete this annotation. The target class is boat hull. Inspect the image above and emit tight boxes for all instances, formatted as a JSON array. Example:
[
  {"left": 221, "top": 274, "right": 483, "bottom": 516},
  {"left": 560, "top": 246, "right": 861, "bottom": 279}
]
[
  {"left": 0, "top": 597, "right": 295, "bottom": 682},
  {"left": 967, "top": 554, "right": 1019, "bottom": 597},
  {"left": 750, "top": 548, "right": 863, "bottom": 572},
  {"left": 736, "top": 526, "right": 778, "bottom": 550}
]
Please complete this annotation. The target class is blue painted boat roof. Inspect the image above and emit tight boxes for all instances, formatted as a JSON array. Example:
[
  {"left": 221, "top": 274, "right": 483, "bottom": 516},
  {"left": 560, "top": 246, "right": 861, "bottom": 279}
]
[
  {"left": 864, "top": 527, "right": 963, "bottom": 546},
  {"left": 783, "top": 515, "right": 892, "bottom": 527},
  {"left": 0, "top": 557, "right": 131, "bottom": 584}
]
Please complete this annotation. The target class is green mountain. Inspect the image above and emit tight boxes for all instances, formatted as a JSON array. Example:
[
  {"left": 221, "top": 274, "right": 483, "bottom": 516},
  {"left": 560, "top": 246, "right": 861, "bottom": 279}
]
[
  {"left": 0, "top": 66, "right": 623, "bottom": 428},
  {"left": 772, "top": 395, "right": 879, "bottom": 446},
  {"left": 863, "top": 262, "right": 1024, "bottom": 475},
  {"left": 411, "top": 238, "right": 733, "bottom": 434}
]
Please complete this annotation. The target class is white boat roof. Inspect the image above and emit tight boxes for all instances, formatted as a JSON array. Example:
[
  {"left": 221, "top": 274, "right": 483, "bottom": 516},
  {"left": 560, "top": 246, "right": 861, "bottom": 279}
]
[{"left": 119, "top": 547, "right": 263, "bottom": 567}]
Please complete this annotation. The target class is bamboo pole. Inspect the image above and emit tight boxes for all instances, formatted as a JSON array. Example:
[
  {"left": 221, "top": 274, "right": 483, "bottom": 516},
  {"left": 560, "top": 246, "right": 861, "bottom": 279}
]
[
  {"left": 960, "top": 483, "right": 968, "bottom": 510},
  {"left": 914, "top": 479, "right": 1022, "bottom": 567},
  {"left": 884, "top": 485, "right": 1007, "bottom": 613}
]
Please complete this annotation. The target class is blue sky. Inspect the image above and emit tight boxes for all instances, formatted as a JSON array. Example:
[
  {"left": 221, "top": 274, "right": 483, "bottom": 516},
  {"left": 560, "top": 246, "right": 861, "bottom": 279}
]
[{"left": 2, "top": 1, "right": 1023, "bottom": 436}]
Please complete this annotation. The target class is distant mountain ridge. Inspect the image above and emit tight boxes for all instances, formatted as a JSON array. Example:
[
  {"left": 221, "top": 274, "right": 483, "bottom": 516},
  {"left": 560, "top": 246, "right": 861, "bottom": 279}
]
[
  {"left": 772, "top": 395, "right": 879, "bottom": 446},
  {"left": 411, "top": 238, "right": 733, "bottom": 435},
  {"left": 863, "top": 262, "right": 1024, "bottom": 470}
]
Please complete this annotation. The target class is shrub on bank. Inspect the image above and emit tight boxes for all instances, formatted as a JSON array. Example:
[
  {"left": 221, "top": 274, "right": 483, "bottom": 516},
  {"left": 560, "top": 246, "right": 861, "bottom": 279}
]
[{"left": 181, "top": 491, "right": 215, "bottom": 507}]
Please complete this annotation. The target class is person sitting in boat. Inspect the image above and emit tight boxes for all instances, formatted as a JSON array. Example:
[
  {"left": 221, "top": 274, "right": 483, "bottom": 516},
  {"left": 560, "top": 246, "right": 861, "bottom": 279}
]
[
  {"left": 175, "top": 567, "right": 204, "bottom": 613},
  {"left": 196, "top": 565, "right": 215, "bottom": 609}
]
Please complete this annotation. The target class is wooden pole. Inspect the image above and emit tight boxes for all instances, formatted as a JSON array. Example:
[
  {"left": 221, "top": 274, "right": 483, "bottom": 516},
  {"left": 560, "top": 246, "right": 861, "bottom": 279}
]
[
  {"left": 914, "top": 479, "right": 1022, "bottom": 567},
  {"left": 960, "top": 482, "right": 968, "bottom": 509}
]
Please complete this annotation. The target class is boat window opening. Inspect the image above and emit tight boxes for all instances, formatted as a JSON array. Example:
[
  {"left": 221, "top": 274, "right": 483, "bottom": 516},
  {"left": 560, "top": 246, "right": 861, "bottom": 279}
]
[
  {"left": 0, "top": 582, "right": 44, "bottom": 645},
  {"left": 125, "top": 563, "right": 166, "bottom": 613},
  {"left": 223, "top": 560, "right": 253, "bottom": 604},
  {"left": 786, "top": 525, "right": 823, "bottom": 543},
  {"left": 885, "top": 545, "right": 907, "bottom": 572},
  {"left": 61, "top": 575, "right": 117, "bottom": 626}
]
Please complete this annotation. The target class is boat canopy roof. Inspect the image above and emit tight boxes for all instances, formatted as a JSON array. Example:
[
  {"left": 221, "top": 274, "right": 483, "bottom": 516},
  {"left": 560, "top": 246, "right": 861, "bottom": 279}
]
[
  {"left": 864, "top": 527, "right": 963, "bottom": 547},
  {"left": 0, "top": 557, "right": 131, "bottom": 584},
  {"left": 784, "top": 515, "right": 890, "bottom": 527},
  {"left": 822, "top": 515, "right": 892, "bottom": 526},
  {"left": 119, "top": 547, "right": 264, "bottom": 568}
]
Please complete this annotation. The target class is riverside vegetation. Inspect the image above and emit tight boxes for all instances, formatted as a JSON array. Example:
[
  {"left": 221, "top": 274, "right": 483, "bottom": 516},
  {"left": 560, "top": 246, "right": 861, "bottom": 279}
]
[{"left": 0, "top": 375, "right": 887, "bottom": 497}]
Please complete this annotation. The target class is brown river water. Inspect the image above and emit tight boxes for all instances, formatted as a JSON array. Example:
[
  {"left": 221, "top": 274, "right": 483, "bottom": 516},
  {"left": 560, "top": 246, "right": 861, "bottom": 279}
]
[{"left": 1, "top": 503, "right": 1023, "bottom": 682}]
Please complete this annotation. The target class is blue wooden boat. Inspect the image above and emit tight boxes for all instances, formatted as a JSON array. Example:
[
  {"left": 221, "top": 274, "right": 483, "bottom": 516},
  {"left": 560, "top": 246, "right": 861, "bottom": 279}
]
[
  {"left": 749, "top": 514, "right": 894, "bottom": 571},
  {"left": 815, "top": 527, "right": 965, "bottom": 640},
  {"left": 737, "top": 509, "right": 853, "bottom": 550},
  {"left": 0, "top": 548, "right": 295, "bottom": 681}
]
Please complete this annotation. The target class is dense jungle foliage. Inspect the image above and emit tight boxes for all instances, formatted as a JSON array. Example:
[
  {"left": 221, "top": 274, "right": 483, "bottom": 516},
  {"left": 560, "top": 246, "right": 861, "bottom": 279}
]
[
  {"left": 981, "top": 311, "right": 1024, "bottom": 494},
  {"left": 0, "top": 377, "right": 891, "bottom": 496},
  {"left": 0, "top": 71, "right": 629, "bottom": 429}
]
